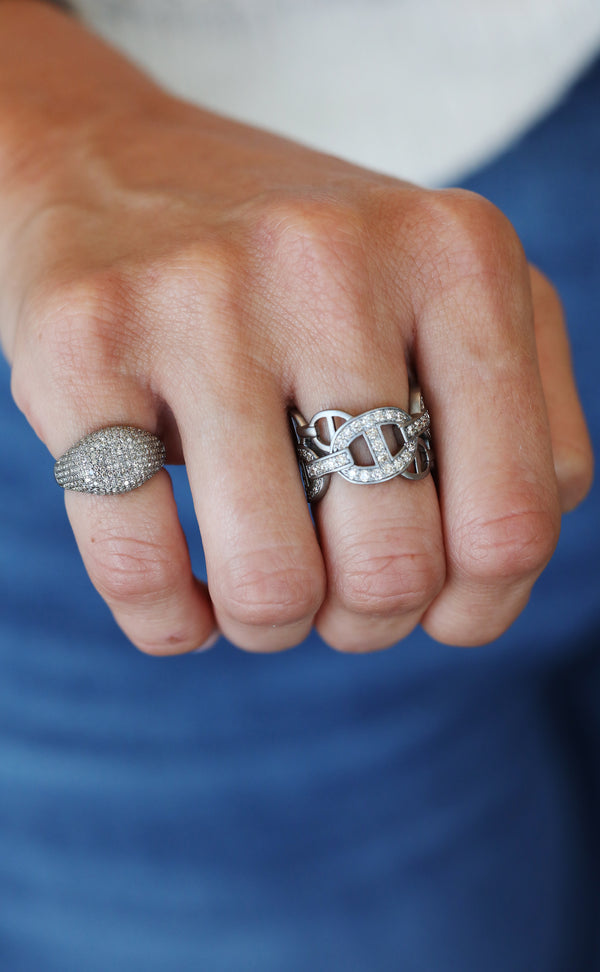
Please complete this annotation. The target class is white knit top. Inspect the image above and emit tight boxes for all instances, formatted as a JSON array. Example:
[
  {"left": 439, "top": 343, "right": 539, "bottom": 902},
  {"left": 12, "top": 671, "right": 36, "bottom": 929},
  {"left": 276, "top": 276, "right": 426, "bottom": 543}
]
[{"left": 73, "top": 0, "right": 600, "bottom": 184}]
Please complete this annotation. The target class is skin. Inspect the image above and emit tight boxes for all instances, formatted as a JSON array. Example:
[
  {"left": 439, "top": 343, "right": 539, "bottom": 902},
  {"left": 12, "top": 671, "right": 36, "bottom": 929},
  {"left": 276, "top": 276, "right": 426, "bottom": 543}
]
[{"left": 0, "top": 0, "right": 593, "bottom": 656}]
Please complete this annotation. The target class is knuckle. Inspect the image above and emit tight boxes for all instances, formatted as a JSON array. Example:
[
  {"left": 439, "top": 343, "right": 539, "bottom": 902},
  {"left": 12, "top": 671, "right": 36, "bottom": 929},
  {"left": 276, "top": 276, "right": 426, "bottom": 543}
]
[
  {"left": 215, "top": 548, "right": 324, "bottom": 628},
  {"left": 12, "top": 270, "right": 139, "bottom": 432},
  {"left": 142, "top": 238, "right": 240, "bottom": 318},
  {"left": 250, "top": 192, "right": 355, "bottom": 252},
  {"left": 138, "top": 239, "right": 248, "bottom": 379},
  {"left": 453, "top": 506, "right": 560, "bottom": 583},
  {"left": 247, "top": 192, "right": 364, "bottom": 299},
  {"left": 86, "top": 532, "right": 180, "bottom": 607},
  {"left": 246, "top": 191, "right": 371, "bottom": 354},
  {"left": 25, "top": 270, "right": 141, "bottom": 382},
  {"left": 337, "top": 532, "right": 444, "bottom": 617},
  {"left": 412, "top": 188, "right": 526, "bottom": 293}
]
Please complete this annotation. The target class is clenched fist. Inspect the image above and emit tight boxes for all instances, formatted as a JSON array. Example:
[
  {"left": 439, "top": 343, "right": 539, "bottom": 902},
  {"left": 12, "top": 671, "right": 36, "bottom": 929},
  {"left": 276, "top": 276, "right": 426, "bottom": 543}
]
[{"left": 0, "top": 1, "right": 592, "bottom": 655}]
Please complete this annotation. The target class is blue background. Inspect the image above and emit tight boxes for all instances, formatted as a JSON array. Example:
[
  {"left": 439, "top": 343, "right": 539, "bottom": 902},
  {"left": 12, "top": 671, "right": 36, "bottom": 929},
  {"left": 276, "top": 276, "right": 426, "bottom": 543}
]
[{"left": 1, "top": 58, "right": 599, "bottom": 972}]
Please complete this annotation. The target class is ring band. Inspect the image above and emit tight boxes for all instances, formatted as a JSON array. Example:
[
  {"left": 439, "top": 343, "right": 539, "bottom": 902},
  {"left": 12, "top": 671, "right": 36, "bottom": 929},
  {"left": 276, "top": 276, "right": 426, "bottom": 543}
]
[
  {"left": 291, "top": 397, "right": 433, "bottom": 502},
  {"left": 54, "top": 426, "right": 166, "bottom": 495}
]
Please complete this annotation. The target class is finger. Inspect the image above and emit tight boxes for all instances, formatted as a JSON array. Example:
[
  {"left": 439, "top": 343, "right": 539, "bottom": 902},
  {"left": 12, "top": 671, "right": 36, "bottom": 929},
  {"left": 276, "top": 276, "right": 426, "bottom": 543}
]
[
  {"left": 11, "top": 301, "right": 216, "bottom": 655},
  {"left": 414, "top": 193, "right": 562, "bottom": 646},
  {"left": 170, "top": 366, "right": 326, "bottom": 652},
  {"left": 245, "top": 197, "right": 445, "bottom": 654},
  {"left": 299, "top": 357, "right": 445, "bottom": 654},
  {"left": 529, "top": 265, "right": 593, "bottom": 512},
  {"left": 278, "top": 216, "right": 446, "bottom": 654},
  {"left": 65, "top": 470, "right": 217, "bottom": 656}
]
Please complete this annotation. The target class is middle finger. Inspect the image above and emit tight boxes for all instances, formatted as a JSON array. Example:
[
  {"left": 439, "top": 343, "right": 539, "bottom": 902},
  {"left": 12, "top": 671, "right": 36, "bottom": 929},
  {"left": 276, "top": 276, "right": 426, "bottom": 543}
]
[{"left": 296, "top": 321, "right": 445, "bottom": 653}]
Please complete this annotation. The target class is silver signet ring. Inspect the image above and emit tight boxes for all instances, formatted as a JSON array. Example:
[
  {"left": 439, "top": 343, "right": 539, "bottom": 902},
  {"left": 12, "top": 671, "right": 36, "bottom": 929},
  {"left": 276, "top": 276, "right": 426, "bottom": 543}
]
[{"left": 54, "top": 426, "right": 166, "bottom": 495}]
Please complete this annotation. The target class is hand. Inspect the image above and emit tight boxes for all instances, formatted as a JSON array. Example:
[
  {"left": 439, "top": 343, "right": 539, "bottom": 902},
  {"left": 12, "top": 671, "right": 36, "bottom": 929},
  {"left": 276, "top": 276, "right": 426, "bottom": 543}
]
[{"left": 0, "top": 2, "right": 593, "bottom": 654}]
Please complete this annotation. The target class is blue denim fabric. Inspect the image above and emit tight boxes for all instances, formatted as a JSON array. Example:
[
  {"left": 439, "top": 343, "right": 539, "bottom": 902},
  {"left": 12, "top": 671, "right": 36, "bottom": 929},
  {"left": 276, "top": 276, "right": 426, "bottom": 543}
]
[{"left": 1, "top": 59, "right": 599, "bottom": 972}]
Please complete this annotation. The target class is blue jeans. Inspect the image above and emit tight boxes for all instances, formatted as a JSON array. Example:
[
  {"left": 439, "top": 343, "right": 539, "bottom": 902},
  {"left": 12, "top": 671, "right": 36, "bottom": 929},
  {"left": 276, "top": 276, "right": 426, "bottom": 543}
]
[{"left": 1, "top": 58, "right": 599, "bottom": 972}]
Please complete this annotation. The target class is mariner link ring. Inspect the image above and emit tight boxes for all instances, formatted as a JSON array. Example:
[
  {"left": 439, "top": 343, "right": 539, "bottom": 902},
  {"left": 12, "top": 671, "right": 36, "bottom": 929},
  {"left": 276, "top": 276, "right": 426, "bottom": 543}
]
[
  {"left": 290, "top": 389, "right": 433, "bottom": 503},
  {"left": 54, "top": 426, "right": 167, "bottom": 495}
]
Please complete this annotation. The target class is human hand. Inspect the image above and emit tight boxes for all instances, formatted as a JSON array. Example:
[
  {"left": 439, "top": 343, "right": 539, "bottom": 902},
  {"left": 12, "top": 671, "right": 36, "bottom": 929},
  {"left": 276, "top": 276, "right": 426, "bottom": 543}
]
[{"left": 1, "top": 2, "right": 593, "bottom": 654}]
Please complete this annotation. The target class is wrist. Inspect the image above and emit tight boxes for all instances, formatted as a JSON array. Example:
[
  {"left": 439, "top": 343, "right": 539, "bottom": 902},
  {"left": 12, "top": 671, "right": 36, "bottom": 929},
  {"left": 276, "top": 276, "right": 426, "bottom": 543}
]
[{"left": 0, "top": 1, "right": 167, "bottom": 180}]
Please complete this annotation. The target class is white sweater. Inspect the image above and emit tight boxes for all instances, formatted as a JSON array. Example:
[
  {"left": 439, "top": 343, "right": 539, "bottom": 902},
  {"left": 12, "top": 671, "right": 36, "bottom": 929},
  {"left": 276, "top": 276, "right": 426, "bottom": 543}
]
[{"left": 73, "top": 0, "right": 600, "bottom": 184}]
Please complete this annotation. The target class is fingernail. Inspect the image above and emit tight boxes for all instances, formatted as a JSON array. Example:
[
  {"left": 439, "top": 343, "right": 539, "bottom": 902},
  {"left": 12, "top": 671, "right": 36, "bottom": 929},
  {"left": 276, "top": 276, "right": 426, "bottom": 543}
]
[{"left": 189, "top": 629, "right": 221, "bottom": 654}]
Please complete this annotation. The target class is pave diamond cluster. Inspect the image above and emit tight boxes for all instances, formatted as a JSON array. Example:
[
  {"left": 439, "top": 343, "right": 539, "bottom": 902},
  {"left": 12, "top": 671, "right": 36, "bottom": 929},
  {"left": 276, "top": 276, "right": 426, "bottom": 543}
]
[
  {"left": 54, "top": 426, "right": 166, "bottom": 495},
  {"left": 291, "top": 403, "right": 432, "bottom": 502}
]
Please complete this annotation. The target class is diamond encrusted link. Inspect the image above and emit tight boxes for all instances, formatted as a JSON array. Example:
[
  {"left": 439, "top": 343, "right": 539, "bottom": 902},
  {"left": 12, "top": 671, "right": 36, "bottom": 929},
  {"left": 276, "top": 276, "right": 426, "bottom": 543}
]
[
  {"left": 402, "top": 410, "right": 430, "bottom": 439},
  {"left": 291, "top": 399, "right": 433, "bottom": 501},
  {"left": 294, "top": 409, "right": 352, "bottom": 454},
  {"left": 54, "top": 426, "right": 166, "bottom": 495},
  {"left": 306, "top": 449, "right": 353, "bottom": 480}
]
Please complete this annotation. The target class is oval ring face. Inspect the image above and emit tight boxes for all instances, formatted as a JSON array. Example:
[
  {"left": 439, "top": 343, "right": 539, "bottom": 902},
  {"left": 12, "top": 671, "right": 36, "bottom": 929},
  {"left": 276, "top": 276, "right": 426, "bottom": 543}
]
[
  {"left": 331, "top": 407, "right": 417, "bottom": 484},
  {"left": 54, "top": 426, "right": 166, "bottom": 494}
]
